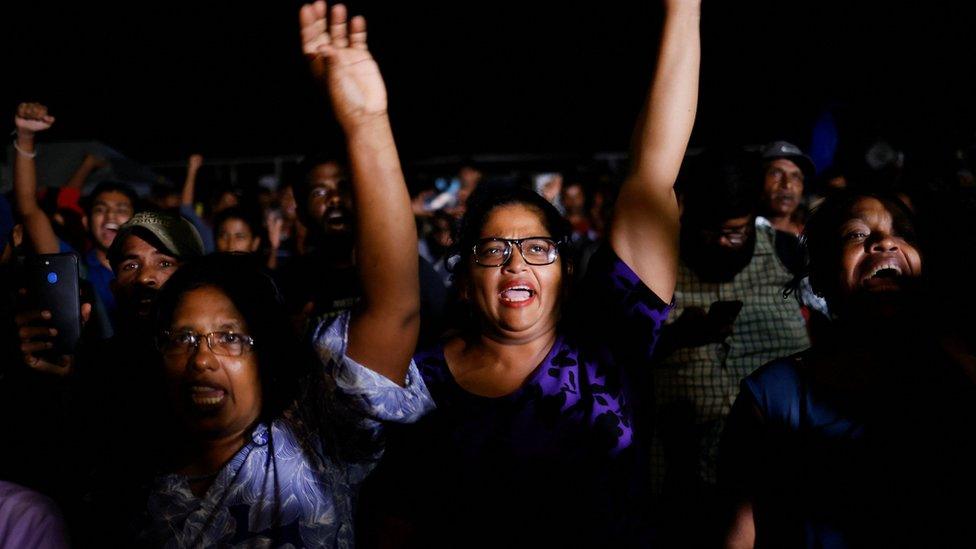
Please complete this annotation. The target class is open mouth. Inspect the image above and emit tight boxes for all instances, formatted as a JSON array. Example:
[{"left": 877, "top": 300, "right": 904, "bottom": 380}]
[
  {"left": 499, "top": 283, "right": 536, "bottom": 306},
  {"left": 325, "top": 209, "right": 349, "bottom": 224},
  {"left": 773, "top": 192, "right": 797, "bottom": 206},
  {"left": 860, "top": 261, "right": 907, "bottom": 291},
  {"left": 188, "top": 384, "right": 227, "bottom": 408},
  {"left": 100, "top": 222, "right": 120, "bottom": 243},
  {"left": 133, "top": 290, "right": 158, "bottom": 317}
]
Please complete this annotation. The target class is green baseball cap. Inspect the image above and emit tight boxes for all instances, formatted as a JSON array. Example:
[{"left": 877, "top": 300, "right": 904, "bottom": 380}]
[{"left": 108, "top": 211, "right": 205, "bottom": 267}]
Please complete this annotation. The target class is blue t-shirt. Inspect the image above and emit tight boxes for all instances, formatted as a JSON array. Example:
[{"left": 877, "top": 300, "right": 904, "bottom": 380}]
[{"left": 722, "top": 350, "right": 976, "bottom": 547}]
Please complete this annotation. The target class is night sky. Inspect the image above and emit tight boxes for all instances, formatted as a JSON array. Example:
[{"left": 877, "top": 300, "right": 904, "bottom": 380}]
[{"left": 5, "top": 1, "right": 976, "bottom": 167}]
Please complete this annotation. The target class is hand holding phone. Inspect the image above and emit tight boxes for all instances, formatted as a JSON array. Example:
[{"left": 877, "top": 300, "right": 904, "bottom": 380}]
[{"left": 16, "top": 253, "right": 90, "bottom": 376}]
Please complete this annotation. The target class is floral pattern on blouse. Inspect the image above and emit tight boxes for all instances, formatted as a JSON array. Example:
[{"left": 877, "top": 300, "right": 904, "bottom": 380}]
[{"left": 141, "top": 311, "right": 434, "bottom": 548}]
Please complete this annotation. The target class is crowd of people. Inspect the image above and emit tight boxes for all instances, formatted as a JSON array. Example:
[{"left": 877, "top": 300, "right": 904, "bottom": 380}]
[{"left": 1, "top": 1, "right": 975, "bottom": 547}]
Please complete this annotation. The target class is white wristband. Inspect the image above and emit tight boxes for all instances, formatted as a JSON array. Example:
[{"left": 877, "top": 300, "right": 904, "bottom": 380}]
[{"left": 13, "top": 139, "right": 37, "bottom": 159}]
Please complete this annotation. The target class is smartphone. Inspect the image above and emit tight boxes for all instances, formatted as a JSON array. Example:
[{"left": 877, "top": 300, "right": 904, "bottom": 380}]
[
  {"left": 708, "top": 300, "right": 744, "bottom": 326},
  {"left": 23, "top": 253, "right": 82, "bottom": 355}
]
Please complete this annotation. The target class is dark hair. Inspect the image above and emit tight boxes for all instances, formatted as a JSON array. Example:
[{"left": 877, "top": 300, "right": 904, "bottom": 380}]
[
  {"left": 444, "top": 185, "right": 574, "bottom": 336},
  {"left": 453, "top": 185, "right": 572, "bottom": 268},
  {"left": 84, "top": 181, "right": 138, "bottom": 215},
  {"left": 803, "top": 189, "right": 918, "bottom": 301},
  {"left": 679, "top": 149, "right": 760, "bottom": 227},
  {"left": 153, "top": 254, "right": 309, "bottom": 420},
  {"left": 213, "top": 206, "right": 263, "bottom": 242}
]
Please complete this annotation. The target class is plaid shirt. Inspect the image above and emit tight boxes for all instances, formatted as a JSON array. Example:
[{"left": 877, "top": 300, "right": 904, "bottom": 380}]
[{"left": 651, "top": 221, "right": 810, "bottom": 489}]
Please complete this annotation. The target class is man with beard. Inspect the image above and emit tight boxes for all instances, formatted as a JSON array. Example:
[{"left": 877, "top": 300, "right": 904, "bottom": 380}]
[
  {"left": 757, "top": 141, "right": 814, "bottom": 236},
  {"left": 278, "top": 156, "right": 446, "bottom": 343},
  {"left": 648, "top": 150, "right": 811, "bottom": 546},
  {"left": 8, "top": 212, "right": 203, "bottom": 542},
  {"left": 15, "top": 212, "right": 204, "bottom": 374}
]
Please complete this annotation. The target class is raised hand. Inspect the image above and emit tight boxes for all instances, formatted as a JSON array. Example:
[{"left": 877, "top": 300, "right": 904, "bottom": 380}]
[
  {"left": 188, "top": 154, "right": 204, "bottom": 173},
  {"left": 299, "top": 1, "right": 387, "bottom": 129},
  {"left": 298, "top": 1, "right": 417, "bottom": 385},
  {"left": 15, "top": 103, "right": 55, "bottom": 135}
]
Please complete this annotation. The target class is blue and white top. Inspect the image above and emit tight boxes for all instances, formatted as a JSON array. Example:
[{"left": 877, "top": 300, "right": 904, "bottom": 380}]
[{"left": 139, "top": 312, "right": 434, "bottom": 548}]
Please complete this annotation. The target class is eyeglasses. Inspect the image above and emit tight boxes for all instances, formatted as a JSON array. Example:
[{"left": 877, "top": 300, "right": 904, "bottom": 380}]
[
  {"left": 700, "top": 223, "right": 753, "bottom": 244},
  {"left": 472, "top": 237, "right": 560, "bottom": 267},
  {"left": 157, "top": 330, "right": 255, "bottom": 357}
]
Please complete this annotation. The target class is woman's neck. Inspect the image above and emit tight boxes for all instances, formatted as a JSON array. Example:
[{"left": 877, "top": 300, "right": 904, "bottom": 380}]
[
  {"left": 174, "top": 428, "right": 251, "bottom": 484},
  {"left": 446, "top": 326, "right": 558, "bottom": 398}
]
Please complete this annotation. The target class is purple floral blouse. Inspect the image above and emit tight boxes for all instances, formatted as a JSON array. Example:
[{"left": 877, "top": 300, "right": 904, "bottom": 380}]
[{"left": 371, "top": 245, "right": 672, "bottom": 545}]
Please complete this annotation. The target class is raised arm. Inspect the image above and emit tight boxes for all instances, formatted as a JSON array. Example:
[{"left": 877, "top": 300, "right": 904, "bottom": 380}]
[
  {"left": 13, "top": 103, "right": 61, "bottom": 254},
  {"left": 181, "top": 154, "right": 204, "bottom": 207},
  {"left": 301, "top": 1, "right": 418, "bottom": 385},
  {"left": 609, "top": 0, "right": 700, "bottom": 303}
]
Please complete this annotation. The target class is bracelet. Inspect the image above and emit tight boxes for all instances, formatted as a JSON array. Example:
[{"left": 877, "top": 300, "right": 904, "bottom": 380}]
[{"left": 13, "top": 139, "right": 36, "bottom": 159}]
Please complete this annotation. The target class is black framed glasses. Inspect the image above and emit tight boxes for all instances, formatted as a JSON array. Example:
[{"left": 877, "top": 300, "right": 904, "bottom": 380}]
[
  {"left": 157, "top": 330, "right": 255, "bottom": 357},
  {"left": 472, "top": 237, "right": 560, "bottom": 267}
]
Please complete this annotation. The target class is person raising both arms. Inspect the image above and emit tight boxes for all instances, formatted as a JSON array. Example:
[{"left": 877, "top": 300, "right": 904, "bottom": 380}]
[{"left": 337, "top": 0, "right": 701, "bottom": 545}]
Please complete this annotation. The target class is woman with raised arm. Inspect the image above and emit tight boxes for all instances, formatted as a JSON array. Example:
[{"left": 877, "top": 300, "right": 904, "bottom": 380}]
[
  {"left": 128, "top": 4, "right": 433, "bottom": 547},
  {"left": 358, "top": 1, "right": 701, "bottom": 545}
]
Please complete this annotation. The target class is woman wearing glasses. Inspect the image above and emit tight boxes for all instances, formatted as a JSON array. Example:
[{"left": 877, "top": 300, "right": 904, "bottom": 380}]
[
  {"left": 140, "top": 254, "right": 431, "bottom": 548},
  {"left": 365, "top": 1, "right": 702, "bottom": 545},
  {"left": 133, "top": 3, "right": 435, "bottom": 546}
]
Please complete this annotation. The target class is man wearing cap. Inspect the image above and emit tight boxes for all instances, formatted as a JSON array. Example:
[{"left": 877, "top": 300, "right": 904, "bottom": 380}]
[
  {"left": 6, "top": 211, "right": 203, "bottom": 539},
  {"left": 15, "top": 211, "right": 204, "bottom": 375},
  {"left": 106, "top": 211, "right": 205, "bottom": 326},
  {"left": 758, "top": 140, "right": 816, "bottom": 235}
]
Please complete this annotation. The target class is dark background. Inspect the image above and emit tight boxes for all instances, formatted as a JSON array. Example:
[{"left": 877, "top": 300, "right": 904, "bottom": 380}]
[{"left": 5, "top": 1, "right": 976, "bottom": 166}]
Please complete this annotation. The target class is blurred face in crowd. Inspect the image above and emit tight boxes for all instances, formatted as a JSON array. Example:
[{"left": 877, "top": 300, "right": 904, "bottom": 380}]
[
  {"left": 307, "top": 162, "right": 353, "bottom": 236},
  {"left": 162, "top": 286, "right": 261, "bottom": 441},
  {"left": 831, "top": 197, "right": 922, "bottom": 305},
  {"left": 465, "top": 203, "right": 562, "bottom": 342},
  {"left": 112, "top": 234, "right": 181, "bottom": 320},
  {"left": 216, "top": 218, "right": 261, "bottom": 253},
  {"left": 88, "top": 191, "right": 134, "bottom": 251},
  {"left": 561, "top": 183, "right": 586, "bottom": 215},
  {"left": 456, "top": 166, "right": 483, "bottom": 209},
  {"left": 279, "top": 185, "right": 298, "bottom": 221},
  {"left": 683, "top": 213, "right": 756, "bottom": 282},
  {"left": 427, "top": 215, "right": 454, "bottom": 256},
  {"left": 762, "top": 159, "right": 804, "bottom": 218},
  {"left": 699, "top": 214, "right": 754, "bottom": 252}
]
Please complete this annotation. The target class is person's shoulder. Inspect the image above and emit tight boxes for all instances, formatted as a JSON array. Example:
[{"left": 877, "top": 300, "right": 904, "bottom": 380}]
[
  {"left": 583, "top": 243, "right": 669, "bottom": 308},
  {"left": 742, "top": 351, "right": 811, "bottom": 417},
  {"left": 0, "top": 481, "right": 67, "bottom": 537},
  {"left": 413, "top": 343, "right": 451, "bottom": 387},
  {"left": 746, "top": 352, "right": 807, "bottom": 388}
]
